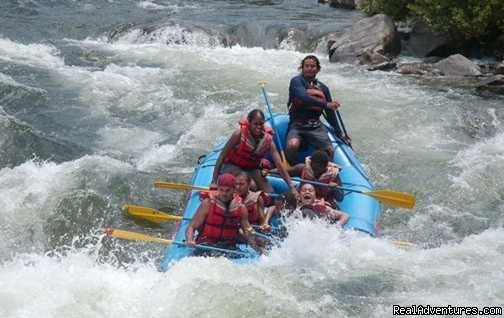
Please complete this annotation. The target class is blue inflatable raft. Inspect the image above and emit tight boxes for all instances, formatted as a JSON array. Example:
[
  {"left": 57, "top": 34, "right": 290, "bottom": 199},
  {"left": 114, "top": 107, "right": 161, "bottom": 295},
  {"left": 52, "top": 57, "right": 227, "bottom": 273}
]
[{"left": 159, "top": 114, "right": 380, "bottom": 271}]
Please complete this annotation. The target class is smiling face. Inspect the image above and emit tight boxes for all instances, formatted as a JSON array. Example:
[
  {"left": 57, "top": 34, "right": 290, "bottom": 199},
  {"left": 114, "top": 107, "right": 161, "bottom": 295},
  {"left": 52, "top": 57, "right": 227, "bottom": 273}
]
[
  {"left": 217, "top": 185, "right": 235, "bottom": 203},
  {"left": 299, "top": 183, "right": 316, "bottom": 205},
  {"left": 248, "top": 113, "right": 265, "bottom": 138},
  {"left": 301, "top": 58, "right": 319, "bottom": 80}
]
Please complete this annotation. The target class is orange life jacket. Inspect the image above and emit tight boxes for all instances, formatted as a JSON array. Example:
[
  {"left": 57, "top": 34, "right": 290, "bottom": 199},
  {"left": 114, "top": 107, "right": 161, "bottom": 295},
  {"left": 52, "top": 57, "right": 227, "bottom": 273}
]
[
  {"left": 301, "top": 157, "right": 340, "bottom": 201},
  {"left": 225, "top": 119, "right": 274, "bottom": 169},
  {"left": 291, "top": 87, "right": 327, "bottom": 113},
  {"left": 196, "top": 191, "right": 243, "bottom": 245}
]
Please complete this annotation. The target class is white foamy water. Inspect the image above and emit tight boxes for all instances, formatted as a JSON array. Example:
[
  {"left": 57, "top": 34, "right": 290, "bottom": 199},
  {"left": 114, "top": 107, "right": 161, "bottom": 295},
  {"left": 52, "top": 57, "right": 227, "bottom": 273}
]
[
  {"left": 1, "top": 220, "right": 503, "bottom": 318},
  {"left": 0, "top": 156, "right": 134, "bottom": 259}
]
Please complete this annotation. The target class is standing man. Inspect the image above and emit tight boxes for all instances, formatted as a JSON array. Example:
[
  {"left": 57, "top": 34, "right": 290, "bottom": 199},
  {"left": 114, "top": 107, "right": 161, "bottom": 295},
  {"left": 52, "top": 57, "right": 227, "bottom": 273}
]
[{"left": 286, "top": 55, "right": 349, "bottom": 164}]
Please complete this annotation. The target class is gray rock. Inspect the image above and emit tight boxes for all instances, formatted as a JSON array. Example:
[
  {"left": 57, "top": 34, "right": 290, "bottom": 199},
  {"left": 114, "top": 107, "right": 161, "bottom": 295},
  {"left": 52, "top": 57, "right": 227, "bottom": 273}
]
[
  {"left": 367, "top": 61, "right": 397, "bottom": 72},
  {"left": 402, "top": 21, "right": 448, "bottom": 57},
  {"left": 397, "top": 63, "right": 442, "bottom": 76},
  {"left": 312, "top": 32, "right": 344, "bottom": 54},
  {"left": 329, "top": 14, "right": 401, "bottom": 65},
  {"left": 476, "top": 75, "right": 504, "bottom": 95},
  {"left": 495, "top": 62, "right": 504, "bottom": 75},
  {"left": 434, "top": 54, "right": 481, "bottom": 76}
]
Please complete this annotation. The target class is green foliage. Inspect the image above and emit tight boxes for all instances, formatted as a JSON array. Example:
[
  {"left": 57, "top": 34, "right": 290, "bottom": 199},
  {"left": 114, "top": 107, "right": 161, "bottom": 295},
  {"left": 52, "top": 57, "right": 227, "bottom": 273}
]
[
  {"left": 408, "top": 0, "right": 504, "bottom": 42},
  {"left": 360, "top": 0, "right": 504, "bottom": 43},
  {"left": 360, "top": 0, "right": 412, "bottom": 21}
]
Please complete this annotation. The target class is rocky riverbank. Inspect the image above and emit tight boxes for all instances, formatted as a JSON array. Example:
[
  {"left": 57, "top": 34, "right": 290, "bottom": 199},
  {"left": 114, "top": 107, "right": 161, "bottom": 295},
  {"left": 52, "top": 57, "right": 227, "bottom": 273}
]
[{"left": 317, "top": 1, "right": 504, "bottom": 96}]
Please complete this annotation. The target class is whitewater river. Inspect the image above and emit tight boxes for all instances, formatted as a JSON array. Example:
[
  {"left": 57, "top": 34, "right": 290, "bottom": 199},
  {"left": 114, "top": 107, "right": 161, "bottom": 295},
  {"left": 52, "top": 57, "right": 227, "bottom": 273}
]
[{"left": 1, "top": 0, "right": 503, "bottom": 317}]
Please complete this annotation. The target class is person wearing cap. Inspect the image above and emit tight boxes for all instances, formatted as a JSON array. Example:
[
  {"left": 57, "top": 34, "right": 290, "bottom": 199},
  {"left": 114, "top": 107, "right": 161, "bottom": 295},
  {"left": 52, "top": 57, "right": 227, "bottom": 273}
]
[{"left": 185, "top": 173, "right": 257, "bottom": 252}]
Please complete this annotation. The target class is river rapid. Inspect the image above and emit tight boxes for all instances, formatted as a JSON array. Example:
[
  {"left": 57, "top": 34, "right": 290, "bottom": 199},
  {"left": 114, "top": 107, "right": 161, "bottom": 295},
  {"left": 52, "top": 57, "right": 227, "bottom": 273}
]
[{"left": 0, "top": 1, "right": 503, "bottom": 317}]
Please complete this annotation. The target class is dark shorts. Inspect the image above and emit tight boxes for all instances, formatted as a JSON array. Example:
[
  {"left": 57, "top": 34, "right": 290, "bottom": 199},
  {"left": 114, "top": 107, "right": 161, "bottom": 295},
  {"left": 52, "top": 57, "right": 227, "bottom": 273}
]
[
  {"left": 220, "top": 163, "right": 262, "bottom": 179},
  {"left": 286, "top": 121, "right": 332, "bottom": 150}
]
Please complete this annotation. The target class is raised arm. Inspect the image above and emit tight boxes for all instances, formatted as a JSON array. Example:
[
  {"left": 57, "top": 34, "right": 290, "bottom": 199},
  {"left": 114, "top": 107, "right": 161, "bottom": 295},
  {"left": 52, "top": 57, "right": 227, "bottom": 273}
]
[
  {"left": 212, "top": 129, "right": 241, "bottom": 184},
  {"left": 256, "top": 196, "right": 270, "bottom": 231},
  {"left": 328, "top": 208, "right": 349, "bottom": 227},
  {"left": 239, "top": 206, "right": 257, "bottom": 248},
  {"left": 185, "top": 199, "right": 210, "bottom": 246},
  {"left": 270, "top": 142, "right": 297, "bottom": 195}
]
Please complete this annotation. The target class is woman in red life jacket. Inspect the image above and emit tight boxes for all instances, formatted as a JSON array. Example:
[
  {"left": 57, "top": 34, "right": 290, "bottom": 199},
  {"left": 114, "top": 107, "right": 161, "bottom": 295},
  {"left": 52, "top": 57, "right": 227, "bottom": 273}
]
[
  {"left": 212, "top": 109, "right": 297, "bottom": 196},
  {"left": 185, "top": 173, "right": 257, "bottom": 250},
  {"left": 234, "top": 173, "right": 269, "bottom": 231},
  {"left": 297, "top": 183, "right": 349, "bottom": 227},
  {"left": 286, "top": 150, "right": 343, "bottom": 206}
]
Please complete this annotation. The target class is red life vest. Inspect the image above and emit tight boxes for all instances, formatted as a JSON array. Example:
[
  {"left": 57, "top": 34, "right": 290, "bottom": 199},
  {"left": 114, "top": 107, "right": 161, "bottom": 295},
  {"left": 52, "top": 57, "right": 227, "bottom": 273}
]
[
  {"left": 241, "top": 191, "right": 262, "bottom": 225},
  {"left": 301, "top": 157, "right": 340, "bottom": 200},
  {"left": 196, "top": 191, "right": 243, "bottom": 245},
  {"left": 225, "top": 119, "right": 274, "bottom": 169},
  {"left": 291, "top": 87, "right": 327, "bottom": 113}
]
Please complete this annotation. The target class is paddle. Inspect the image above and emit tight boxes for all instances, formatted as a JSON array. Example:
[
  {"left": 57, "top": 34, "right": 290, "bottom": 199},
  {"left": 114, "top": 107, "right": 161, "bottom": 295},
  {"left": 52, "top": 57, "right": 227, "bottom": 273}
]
[
  {"left": 123, "top": 204, "right": 182, "bottom": 224},
  {"left": 335, "top": 110, "right": 352, "bottom": 147},
  {"left": 276, "top": 175, "right": 415, "bottom": 209},
  {"left": 154, "top": 181, "right": 284, "bottom": 201},
  {"left": 104, "top": 228, "right": 251, "bottom": 257},
  {"left": 154, "top": 181, "right": 209, "bottom": 191},
  {"left": 124, "top": 204, "right": 275, "bottom": 243},
  {"left": 258, "top": 81, "right": 289, "bottom": 167}
]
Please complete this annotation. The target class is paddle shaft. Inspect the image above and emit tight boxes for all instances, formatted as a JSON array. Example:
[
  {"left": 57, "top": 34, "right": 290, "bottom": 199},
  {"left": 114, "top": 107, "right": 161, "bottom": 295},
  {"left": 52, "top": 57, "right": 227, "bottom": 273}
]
[
  {"left": 105, "top": 228, "right": 250, "bottom": 257},
  {"left": 336, "top": 110, "right": 349, "bottom": 140},
  {"left": 268, "top": 173, "right": 415, "bottom": 208},
  {"left": 259, "top": 83, "right": 288, "bottom": 162}
]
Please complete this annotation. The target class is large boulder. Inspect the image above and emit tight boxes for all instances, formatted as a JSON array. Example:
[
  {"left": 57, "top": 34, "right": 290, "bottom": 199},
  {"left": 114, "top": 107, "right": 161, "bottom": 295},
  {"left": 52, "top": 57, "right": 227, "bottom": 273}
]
[
  {"left": 434, "top": 54, "right": 481, "bottom": 76},
  {"left": 402, "top": 21, "right": 449, "bottom": 57},
  {"left": 329, "top": 14, "right": 401, "bottom": 65}
]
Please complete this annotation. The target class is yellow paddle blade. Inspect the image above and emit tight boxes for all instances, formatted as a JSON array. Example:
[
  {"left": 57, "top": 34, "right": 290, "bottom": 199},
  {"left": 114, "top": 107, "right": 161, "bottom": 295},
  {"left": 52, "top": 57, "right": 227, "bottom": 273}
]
[
  {"left": 123, "top": 205, "right": 182, "bottom": 224},
  {"left": 279, "top": 151, "right": 291, "bottom": 170},
  {"left": 393, "top": 240, "right": 416, "bottom": 249},
  {"left": 364, "top": 189, "right": 416, "bottom": 209},
  {"left": 154, "top": 181, "right": 209, "bottom": 191},
  {"left": 104, "top": 228, "right": 172, "bottom": 244}
]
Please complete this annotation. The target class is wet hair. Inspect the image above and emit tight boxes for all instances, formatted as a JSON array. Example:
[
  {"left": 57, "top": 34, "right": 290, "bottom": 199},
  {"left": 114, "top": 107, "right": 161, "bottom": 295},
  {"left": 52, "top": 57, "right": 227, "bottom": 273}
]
[
  {"left": 247, "top": 109, "right": 265, "bottom": 122},
  {"left": 299, "top": 182, "right": 314, "bottom": 189},
  {"left": 299, "top": 55, "right": 321, "bottom": 71},
  {"left": 236, "top": 172, "right": 251, "bottom": 183},
  {"left": 311, "top": 150, "right": 330, "bottom": 167},
  {"left": 283, "top": 192, "right": 298, "bottom": 209}
]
